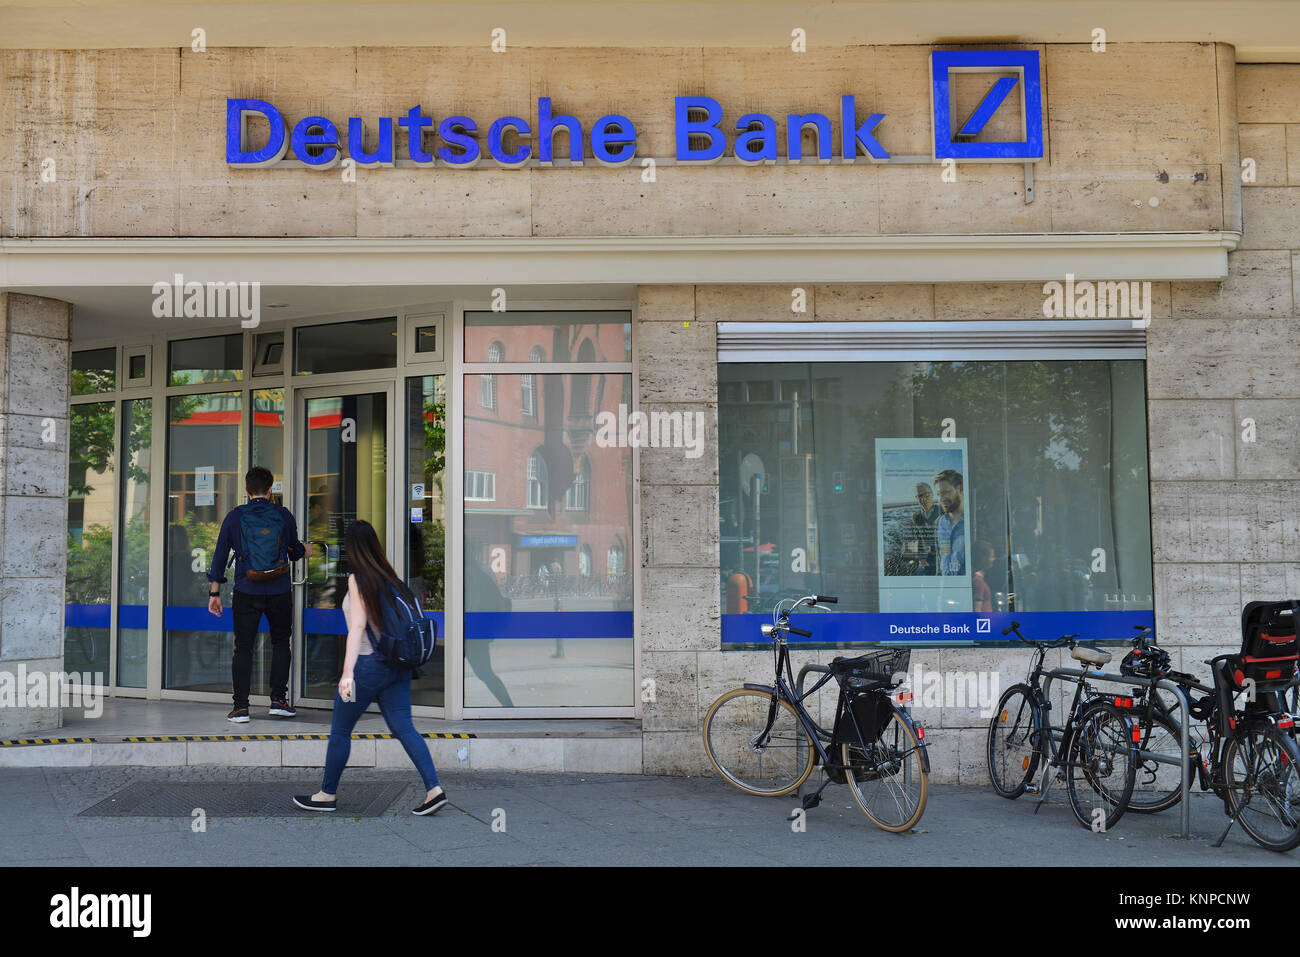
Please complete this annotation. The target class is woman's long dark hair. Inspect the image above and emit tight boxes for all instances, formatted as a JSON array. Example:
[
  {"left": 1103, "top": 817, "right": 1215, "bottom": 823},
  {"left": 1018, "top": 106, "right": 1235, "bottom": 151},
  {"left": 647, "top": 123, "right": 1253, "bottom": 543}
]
[{"left": 344, "top": 520, "right": 411, "bottom": 627}]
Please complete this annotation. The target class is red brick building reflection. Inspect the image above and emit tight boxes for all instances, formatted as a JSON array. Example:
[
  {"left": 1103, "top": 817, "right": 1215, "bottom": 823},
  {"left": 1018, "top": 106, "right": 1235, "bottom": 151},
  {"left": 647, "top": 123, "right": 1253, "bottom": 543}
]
[{"left": 464, "top": 319, "right": 632, "bottom": 609}]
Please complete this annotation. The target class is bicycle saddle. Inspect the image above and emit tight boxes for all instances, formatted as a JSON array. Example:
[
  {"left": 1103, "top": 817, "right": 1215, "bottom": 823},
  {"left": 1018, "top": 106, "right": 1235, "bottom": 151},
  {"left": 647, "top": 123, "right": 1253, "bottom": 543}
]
[{"left": 1071, "top": 644, "right": 1111, "bottom": 666}]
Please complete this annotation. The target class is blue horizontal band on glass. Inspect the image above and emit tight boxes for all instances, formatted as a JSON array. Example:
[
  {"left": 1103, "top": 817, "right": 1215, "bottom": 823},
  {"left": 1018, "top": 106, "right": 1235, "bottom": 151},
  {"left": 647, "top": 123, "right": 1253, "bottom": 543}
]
[
  {"left": 722, "top": 610, "right": 1156, "bottom": 646},
  {"left": 120, "top": 605, "right": 148, "bottom": 629},
  {"left": 65, "top": 603, "right": 110, "bottom": 629},
  {"left": 165, "top": 605, "right": 232, "bottom": 631},
  {"left": 304, "top": 608, "right": 446, "bottom": 636},
  {"left": 64, "top": 604, "right": 150, "bottom": 629},
  {"left": 466, "top": 611, "right": 633, "bottom": 640},
  {"left": 69, "top": 605, "right": 631, "bottom": 640}
]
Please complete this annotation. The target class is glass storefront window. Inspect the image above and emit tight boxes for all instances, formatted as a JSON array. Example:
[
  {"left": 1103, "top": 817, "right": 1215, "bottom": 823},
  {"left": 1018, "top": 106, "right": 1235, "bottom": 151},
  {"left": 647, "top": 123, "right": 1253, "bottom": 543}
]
[
  {"left": 464, "top": 311, "right": 631, "bottom": 364},
  {"left": 294, "top": 317, "right": 397, "bottom": 375},
  {"left": 72, "top": 348, "right": 116, "bottom": 395},
  {"left": 406, "top": 376, "right": 447, "bottom": 707},
  {"left": 463, "top": 371, "right": 634, "bottom": 708},
  {"left": 718, "top": 360, "right": 1154, "bottom": 645},
  {"left": 117, "top": 399, "right": 152, "bottom": 688},
  {"left": 168, "top": 334, "right": 243, "bottom": 386},
  {"left": 163, "top": 391, "right": 266, "bottom": 692},
  {"left": 65, "top": 402, "right": 116, "bottom": 679}
]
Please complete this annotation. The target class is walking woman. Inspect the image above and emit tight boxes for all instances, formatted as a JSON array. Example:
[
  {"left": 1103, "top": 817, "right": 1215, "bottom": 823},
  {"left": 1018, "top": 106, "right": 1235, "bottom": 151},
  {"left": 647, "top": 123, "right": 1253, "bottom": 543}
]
[{"left": 294, "top": 519, "right": 447, "bottom": 815}]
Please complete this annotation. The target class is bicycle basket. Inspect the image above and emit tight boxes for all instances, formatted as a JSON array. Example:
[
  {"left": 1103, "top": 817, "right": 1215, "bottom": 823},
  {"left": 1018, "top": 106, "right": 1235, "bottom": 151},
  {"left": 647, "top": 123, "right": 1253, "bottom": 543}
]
[{"left": 830, "top": 649, "right": 910, "bottom": 690}]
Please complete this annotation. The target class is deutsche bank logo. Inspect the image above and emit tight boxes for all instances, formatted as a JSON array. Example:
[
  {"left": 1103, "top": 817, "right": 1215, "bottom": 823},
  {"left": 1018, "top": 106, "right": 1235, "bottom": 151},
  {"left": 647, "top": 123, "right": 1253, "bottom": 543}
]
[
  {"left": 931, "top": 50, "right": 1043, "bottom": 161},
  {"left": 976, "top": 618, "right": 992, "bottom": 633}
]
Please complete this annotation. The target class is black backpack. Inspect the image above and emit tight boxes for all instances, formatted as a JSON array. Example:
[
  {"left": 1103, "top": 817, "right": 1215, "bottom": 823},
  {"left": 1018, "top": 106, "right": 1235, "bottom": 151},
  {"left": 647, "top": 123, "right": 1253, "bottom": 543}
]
[{"left": 365, "top": 582, "right": 438, "bottom": 670}]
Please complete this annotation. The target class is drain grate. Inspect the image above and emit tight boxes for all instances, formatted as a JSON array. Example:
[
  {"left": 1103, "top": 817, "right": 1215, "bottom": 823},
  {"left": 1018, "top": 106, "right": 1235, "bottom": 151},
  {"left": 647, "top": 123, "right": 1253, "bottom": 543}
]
[{"left": 79, "top": 781, "right": 407, "bottom": 818}]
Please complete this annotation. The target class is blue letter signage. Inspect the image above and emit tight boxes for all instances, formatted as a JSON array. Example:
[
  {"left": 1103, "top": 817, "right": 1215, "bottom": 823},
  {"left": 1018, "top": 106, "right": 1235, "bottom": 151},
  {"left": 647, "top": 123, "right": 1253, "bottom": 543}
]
[{"left": 225, "top": 52, "right": 1044, "bottom": 169}]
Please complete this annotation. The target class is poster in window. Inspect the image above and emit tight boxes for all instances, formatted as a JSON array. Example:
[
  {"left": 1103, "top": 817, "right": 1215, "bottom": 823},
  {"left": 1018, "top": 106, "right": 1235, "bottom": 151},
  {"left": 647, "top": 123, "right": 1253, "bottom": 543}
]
[
  {"left": 195, "top": 466, "right": 215, "bottom": 507},
  {"left": 875, "top": 438, "right": 971, "bottom": 612}
]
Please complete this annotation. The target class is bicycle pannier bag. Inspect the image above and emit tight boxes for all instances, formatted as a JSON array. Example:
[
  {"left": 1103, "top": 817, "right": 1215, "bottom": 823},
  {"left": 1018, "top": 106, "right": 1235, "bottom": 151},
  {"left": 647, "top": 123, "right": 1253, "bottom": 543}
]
[
  {"left": 239, "top": 501, "right": 289, "bottom": 582},
  {"left": 851, "top": 692, "right": 894, "bottom": 744},
  {"left": 366, "top": 582, "right": 438, "bottom": 670}
]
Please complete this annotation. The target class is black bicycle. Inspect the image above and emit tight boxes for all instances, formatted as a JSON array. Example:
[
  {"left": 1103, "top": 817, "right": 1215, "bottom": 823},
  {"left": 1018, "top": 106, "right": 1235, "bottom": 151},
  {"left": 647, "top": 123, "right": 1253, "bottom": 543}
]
[
  {"left": 1109, "top": 626, "right": 1206, "bottom": 814},
  {"left": 702, "top": 594, "right": 930, "bottom": 832},
  {"left": 1114, "top": 610, "right": 1300, "bottom": 852},
  {"left": 986, "top": 622, "right": 1138, "bottom": 831}
]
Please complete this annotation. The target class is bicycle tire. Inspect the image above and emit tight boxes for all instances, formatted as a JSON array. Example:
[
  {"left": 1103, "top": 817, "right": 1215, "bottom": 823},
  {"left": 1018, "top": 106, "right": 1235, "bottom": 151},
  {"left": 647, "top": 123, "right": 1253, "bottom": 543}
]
[
  {"left": 1223, "top": 723, "right": 1300, "bottom": 852},
  {"left": 987, "top": 683, "right": 1042, "bottom": 799},
  {"left": 841, "top": 707, "right": 928, "bottom": 832},
  {"left": 1127, "top": 708, "right": 1185, "bottom": 814},
  {"left": 1064, "top": 700, "right": 1137, "bottom": 832},
  {"left": 702, "top": 688, "right": 816, "bottom": 797}
]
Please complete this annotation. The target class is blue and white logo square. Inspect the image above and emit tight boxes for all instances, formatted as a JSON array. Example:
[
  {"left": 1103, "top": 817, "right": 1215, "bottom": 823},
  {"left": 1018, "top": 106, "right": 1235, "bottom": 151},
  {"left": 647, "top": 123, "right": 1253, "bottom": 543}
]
[
  {"left": 930, "top": 50, "right": 1043, "bottom": 161},
  {"left": 976, "top": 617, "right": 992, "bottom": 634}
]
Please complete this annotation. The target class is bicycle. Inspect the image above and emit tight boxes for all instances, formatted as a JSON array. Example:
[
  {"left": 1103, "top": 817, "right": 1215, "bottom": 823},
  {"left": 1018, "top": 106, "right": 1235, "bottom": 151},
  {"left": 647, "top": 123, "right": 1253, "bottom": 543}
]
[
  {"left": 986, "top": 621, "right": 1139, "bottom": 831},
  {"left": 1112, "top": 625, "right": 1206, "bottom": 814},
  {"left": 1114, "top": 614, "right": 1300, "bottom": 852},
  {"left": 702, "top": 594, "right": 930, "bottom": 832}
]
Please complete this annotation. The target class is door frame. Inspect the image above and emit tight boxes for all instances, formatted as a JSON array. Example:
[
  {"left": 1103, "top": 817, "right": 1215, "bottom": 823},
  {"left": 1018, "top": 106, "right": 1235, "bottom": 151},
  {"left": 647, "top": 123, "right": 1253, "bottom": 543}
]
[{"left": 290, "top": 379, "right": 404, "bottom": 710}]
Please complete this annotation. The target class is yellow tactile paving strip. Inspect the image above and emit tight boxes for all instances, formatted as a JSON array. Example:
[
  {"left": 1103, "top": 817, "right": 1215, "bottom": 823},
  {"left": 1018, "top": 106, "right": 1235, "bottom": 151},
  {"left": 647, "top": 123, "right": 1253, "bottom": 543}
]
[{"left": 0, "top": 732, "right": 475, "bottom": 746}]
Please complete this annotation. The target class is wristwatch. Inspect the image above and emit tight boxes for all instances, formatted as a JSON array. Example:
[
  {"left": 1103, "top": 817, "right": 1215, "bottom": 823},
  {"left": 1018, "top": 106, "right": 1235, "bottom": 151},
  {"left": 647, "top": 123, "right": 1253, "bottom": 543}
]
[{"left": 209, "top": 587, "right": 220, "bottom": 598}]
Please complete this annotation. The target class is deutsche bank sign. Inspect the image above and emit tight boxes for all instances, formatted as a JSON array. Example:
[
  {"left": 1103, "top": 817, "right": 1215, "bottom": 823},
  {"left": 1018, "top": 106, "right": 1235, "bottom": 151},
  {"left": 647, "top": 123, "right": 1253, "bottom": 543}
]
[
  {"left": 227, "top": 49, "right": 1042, "bottom": 169},
  {"left": 930, "top": 50, "right": 1043, "bottom": 160}
]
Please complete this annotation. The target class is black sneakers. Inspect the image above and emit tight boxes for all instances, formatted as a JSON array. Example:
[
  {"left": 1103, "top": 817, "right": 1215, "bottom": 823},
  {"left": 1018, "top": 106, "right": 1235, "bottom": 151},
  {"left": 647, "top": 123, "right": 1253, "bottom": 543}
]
[
  {"left": 412, "top": 790, "right": 449, "bottom": 816},
  {"left": 227, "top": 706, "right": 250, "bottom": 724},
  {"left": 292, "top": 795, "right": 337, "bottom": 812},
  {"left": 268, "top": 700, "right": 297, "bottom": 717}
]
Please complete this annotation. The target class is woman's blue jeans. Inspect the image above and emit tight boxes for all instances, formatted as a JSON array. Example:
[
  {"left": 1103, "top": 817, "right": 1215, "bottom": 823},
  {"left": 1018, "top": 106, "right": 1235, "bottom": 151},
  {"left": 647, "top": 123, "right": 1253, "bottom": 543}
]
[{"left": 321, "top": 654, "right": 440, "bottom": 795}]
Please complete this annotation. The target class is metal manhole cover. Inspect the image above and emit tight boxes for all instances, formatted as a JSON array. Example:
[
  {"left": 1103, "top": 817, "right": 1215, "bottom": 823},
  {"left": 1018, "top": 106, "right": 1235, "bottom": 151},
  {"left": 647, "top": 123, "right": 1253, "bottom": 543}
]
[{"left": 79, "top": 782, "right": 407, "bottom": 818}]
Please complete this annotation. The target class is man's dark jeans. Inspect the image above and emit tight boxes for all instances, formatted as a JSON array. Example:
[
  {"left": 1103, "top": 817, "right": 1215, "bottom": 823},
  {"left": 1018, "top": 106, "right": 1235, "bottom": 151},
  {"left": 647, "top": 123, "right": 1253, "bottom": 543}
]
[{"left": 231, "top": 590, "right": 292, "bottom": 707}]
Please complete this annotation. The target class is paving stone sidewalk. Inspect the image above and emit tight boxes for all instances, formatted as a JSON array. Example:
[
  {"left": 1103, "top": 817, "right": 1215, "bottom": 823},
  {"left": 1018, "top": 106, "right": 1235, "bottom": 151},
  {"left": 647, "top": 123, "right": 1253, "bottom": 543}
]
[{"left": 1, "top": 766, "right": 1297, "bottom": 866}]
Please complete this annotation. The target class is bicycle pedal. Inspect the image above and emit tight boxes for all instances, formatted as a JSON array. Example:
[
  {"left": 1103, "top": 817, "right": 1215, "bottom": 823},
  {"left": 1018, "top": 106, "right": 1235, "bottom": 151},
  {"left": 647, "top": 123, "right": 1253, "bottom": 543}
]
[
  {"left": 800, "top": 793, "right": 823, "bottom": 811},
  {"left": 1024, "top": 784, "right": 1040, "bottom": 795}
]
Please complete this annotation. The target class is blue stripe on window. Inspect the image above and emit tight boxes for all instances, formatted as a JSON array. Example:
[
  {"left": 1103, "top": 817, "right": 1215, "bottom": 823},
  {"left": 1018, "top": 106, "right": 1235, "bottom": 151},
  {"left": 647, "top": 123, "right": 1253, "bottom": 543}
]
[
  {"left": 64, "top": 604, "right": 110, "bottom": 629},
  {"left": 465, "top": 611, "right": 633, "bottom": 640},
  {"left": 65, "top": 604, "right": 150, "bottom": 629},
  {"left": 722, "top": 610, "right": 1156, "bottom": 646}
]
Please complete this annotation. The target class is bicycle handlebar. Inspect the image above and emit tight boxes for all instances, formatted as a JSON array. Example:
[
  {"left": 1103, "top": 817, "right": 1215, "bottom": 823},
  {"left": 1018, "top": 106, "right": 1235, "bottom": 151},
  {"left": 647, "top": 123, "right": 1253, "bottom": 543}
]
[
  {"left": 1004, "top": 620, "right": 1080, "bottom": 650},
  {"left": 788, "top": 626, "right": 812, "bottom": 638},
  {"left": 815, "top": 595, "right": 838, "bottom": 604}
]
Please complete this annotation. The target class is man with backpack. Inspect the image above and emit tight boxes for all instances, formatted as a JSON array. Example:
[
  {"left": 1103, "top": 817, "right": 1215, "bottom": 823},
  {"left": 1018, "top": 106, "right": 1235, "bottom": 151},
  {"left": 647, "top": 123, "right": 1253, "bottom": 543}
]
[{"left": 207, "top": 466, "right": 308, "bottom": 723}]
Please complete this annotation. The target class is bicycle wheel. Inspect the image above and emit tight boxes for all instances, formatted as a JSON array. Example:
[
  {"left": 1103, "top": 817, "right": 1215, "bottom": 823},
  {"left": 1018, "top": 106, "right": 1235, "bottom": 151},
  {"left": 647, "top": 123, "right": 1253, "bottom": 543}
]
[
  {"left": 1223, "top": 724, "right": 1300, "bottom": 852},
  {"left": 1128, "top": 709, "right": 1185, "bottom": 814},
  {"left": 702, "top": 688, "right": 816, "bottom": 797},
  {"left": 987, "top": 683, "right": 1042, "bottom": 799},
  {"left": 841, "top": 706, "right": 928, "bottom": 832},
  {"left": 1064, "top": 700, "right": 1136, "bottom": 831}
]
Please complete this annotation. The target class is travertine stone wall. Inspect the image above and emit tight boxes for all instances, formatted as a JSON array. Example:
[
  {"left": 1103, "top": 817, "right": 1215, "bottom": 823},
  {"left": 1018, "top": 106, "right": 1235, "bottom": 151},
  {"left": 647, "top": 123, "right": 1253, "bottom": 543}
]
[
  {"left": 638, "top": 54, "right": 1296, "bottom": 778},
  {"left": 0, "top": 294, "right": 71, "bottom": 737},
  {"left": 1, "top": 43, "right": 1233, "bottom": 239}
]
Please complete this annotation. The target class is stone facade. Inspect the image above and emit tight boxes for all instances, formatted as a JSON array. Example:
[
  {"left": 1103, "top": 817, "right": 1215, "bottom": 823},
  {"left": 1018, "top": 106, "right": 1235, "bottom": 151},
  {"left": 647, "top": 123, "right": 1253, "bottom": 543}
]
[
  {"left": 637, "top": 61, "right": 1300, "bottom": 782},
  {"left": 0, "top": 294, "right": 72, "bottom": 736},
  {"left": 1, "top": 43, "right": 1235, "bottom": 239},
  {"left": 1, "top": 42, "right": 1290, "bottom": 780}
]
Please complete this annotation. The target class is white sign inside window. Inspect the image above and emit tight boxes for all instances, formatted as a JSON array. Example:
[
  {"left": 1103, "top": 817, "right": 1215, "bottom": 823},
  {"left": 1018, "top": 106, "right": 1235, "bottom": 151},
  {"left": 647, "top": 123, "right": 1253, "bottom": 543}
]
[{"left": 195, "top": 466, "right": 215, "bottom": 506}]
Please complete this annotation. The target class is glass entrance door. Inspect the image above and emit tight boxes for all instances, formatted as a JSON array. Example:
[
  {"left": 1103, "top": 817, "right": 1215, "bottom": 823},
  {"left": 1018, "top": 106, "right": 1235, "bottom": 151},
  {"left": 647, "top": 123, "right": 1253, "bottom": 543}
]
[{"left": 296, "top": 386, "right": 394, "bottom": 703}]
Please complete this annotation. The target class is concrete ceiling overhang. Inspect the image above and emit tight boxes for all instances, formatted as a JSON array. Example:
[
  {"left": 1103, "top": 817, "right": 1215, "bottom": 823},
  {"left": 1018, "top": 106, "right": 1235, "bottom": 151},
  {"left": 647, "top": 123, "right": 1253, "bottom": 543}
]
[
  {"left": 1, "top": 0, "right": 1299, "bottom": 61},
  {"left": 0, "top": 232, "right": 1234, "bottom": 337}
]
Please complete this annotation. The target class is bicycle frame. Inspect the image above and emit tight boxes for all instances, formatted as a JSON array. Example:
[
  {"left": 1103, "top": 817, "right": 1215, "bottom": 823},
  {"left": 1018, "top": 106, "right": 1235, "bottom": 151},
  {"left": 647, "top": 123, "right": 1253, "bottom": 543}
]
[{"left": 747, "top": 618, "right": 930, "bottom": 779}]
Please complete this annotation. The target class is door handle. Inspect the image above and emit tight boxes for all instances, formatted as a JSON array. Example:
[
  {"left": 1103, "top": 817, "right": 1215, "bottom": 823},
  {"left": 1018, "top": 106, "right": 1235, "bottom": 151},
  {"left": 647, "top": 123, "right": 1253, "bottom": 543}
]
[{"left": 292, "top": 540, "right": 330, "bottom": 586}]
